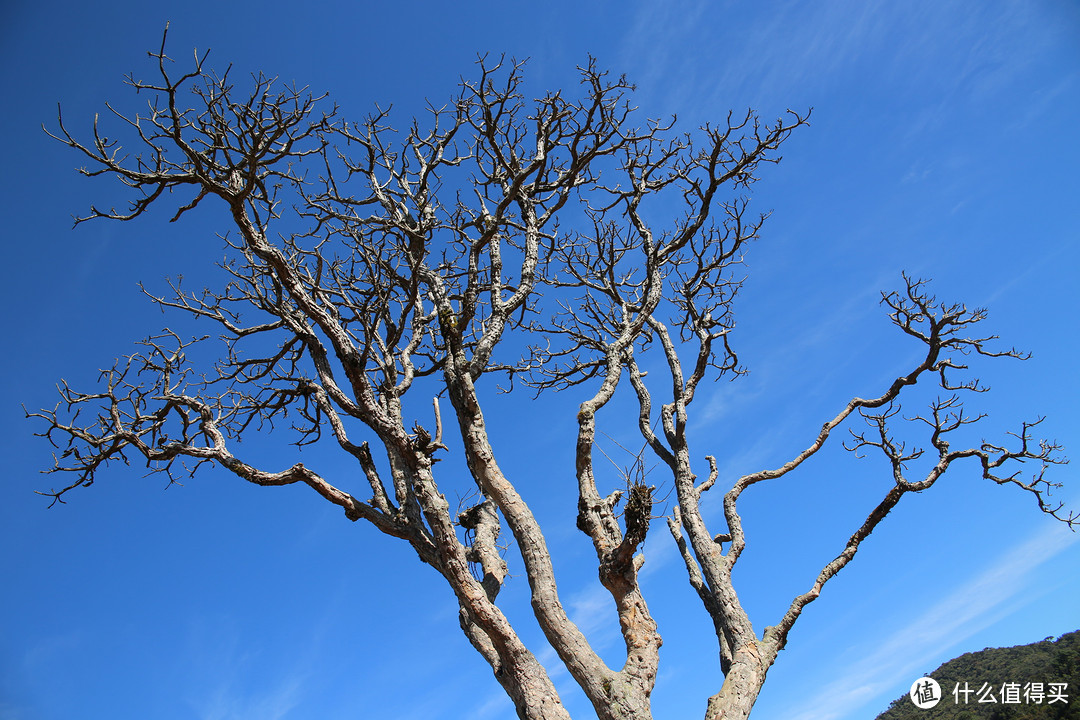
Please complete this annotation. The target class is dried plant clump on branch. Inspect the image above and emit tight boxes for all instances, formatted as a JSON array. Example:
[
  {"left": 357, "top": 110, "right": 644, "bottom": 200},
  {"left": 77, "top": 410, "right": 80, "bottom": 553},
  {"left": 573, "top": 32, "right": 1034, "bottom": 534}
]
[{"left": 31, "top": 29, "right": 1073, "bottom": 720}]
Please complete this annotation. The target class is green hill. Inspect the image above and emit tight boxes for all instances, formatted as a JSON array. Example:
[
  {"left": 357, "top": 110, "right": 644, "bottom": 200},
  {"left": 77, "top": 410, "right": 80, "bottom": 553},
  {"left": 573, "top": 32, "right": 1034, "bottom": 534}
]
[{"left": 873, "top": 631, "right": 1079, "bottom": 720}]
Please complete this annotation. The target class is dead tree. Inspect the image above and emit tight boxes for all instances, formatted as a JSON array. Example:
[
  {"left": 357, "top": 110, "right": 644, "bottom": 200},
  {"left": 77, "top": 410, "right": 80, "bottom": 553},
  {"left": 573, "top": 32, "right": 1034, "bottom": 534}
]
[{"left": 31, "top": 31, "right": 1073, "bottom": 720}]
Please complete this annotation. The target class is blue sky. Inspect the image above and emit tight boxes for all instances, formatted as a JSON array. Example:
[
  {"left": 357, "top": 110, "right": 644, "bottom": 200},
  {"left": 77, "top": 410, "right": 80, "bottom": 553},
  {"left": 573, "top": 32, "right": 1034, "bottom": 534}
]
[{"left": 2, "top": 1, "right": 1078, "bottom": 719}]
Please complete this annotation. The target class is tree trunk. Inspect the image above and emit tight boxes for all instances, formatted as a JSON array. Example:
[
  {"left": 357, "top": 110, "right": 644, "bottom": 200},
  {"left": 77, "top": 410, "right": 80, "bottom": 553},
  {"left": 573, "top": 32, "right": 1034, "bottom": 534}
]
[{"left": 703, "top": 641, "right": 769, "bottom": 720}]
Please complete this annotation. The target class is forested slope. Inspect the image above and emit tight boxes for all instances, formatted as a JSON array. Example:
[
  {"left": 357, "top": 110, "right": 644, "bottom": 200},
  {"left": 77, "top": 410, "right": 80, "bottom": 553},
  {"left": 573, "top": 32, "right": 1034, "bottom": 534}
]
[{"left": 874, "top": 631, "right": 1079, "bottom": 720}]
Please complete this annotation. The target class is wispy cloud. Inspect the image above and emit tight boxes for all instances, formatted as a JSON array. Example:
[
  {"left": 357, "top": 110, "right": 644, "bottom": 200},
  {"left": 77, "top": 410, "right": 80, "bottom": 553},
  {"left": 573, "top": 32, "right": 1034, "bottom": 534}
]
[
  {"left": 784, "top": 522, "right": 1079, "bottom": 720},
  {"left": 178, "top": 591, "right": 351, "bottom": 720},
  {"left": 571, "top": 583, "right": 620, "bottom": 643},
  {"left": 614, "top": 0, "right": 1067, "bottom": 132},
  {"left": 0, "top": 703, "right": 27, "bottom": 720},
  {"left": 531, "top": 582, "right": 629, "bottom": 701},
  {"left": 471, "top": 690, "right": 515, "bottom": 719},
  {"left": 195, "top": 672, "right": 307, "bottom": 720},
  {"left": 182, "top": 622, "right": 312, "bottom": 720},
  {"left": 537, "top": 582, "right": 623, "bottom": 670}
]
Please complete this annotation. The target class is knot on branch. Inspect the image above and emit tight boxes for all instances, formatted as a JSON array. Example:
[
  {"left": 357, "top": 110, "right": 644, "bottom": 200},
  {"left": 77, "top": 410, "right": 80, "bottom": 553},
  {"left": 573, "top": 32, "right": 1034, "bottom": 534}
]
[
  {"left": 458, "top": 499, "right": 507, "bottom": 600},
  {"left": 410, "top": 421, "right": 447, "bottom": 460},
  {"left": 343, "top": 498, "right": 363, "bottom": 522}
]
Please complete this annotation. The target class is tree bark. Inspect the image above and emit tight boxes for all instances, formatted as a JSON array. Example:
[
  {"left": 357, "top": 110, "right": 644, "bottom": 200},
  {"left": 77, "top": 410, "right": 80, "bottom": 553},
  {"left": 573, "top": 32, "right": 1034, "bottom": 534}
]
[{"left": 705, "top": 642, "right": 771, "bottom": 720}]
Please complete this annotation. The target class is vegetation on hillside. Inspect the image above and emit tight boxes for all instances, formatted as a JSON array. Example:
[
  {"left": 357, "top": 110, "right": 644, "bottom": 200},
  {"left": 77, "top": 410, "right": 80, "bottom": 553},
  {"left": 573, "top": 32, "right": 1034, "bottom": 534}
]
[{"left": 875, "top": 631, "right": 1079, "bottom": 720}]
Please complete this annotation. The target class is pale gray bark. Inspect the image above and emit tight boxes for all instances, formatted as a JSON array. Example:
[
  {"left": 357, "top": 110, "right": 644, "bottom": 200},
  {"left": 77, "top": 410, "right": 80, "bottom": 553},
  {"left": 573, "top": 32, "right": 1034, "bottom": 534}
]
[{"left": 32, "top": 28, "right": 1073, "bottom": 720}]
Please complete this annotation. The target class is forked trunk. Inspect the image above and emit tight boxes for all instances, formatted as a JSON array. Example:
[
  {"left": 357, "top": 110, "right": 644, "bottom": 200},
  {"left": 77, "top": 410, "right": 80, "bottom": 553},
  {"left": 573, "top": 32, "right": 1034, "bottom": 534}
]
[{"left": 704, "top": 642, "right": 769, "bottom": 720}]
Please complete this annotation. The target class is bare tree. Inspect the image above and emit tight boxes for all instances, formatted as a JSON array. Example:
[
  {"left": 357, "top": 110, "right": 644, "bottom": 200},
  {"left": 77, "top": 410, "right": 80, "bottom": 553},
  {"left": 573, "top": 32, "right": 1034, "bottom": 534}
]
[{"left": 31, "top": 31, "right": 1073, "bottom": 720}]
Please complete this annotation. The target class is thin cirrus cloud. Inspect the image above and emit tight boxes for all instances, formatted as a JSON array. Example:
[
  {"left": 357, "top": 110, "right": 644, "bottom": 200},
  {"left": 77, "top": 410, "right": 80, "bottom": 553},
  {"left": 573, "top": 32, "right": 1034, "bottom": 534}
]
[
  {"left": 194, "top": 675, "right": 306, "bottom": 720},
  {"left": 617, "top": 0, "right": 1059, "bottom": 122},
  {"left": 780, "top": 521, "right": 1079, "bottom": 720}
]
